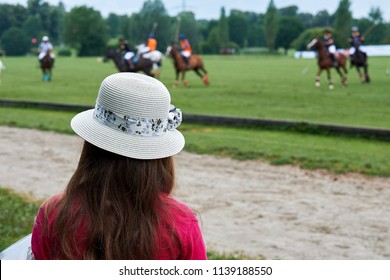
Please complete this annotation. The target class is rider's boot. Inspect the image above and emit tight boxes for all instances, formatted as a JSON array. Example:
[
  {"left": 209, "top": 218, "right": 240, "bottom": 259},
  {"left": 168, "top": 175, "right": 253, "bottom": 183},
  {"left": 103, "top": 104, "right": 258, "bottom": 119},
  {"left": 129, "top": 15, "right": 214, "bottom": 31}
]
[
  {"left": 182, "top": 56, "right": 190, "bottom": 69},
  {"left": 127, "top": 60, "right": 135, "bottom": 71},
  {"left": 330, "top": 53, "right": 338, "bottom": 67}
]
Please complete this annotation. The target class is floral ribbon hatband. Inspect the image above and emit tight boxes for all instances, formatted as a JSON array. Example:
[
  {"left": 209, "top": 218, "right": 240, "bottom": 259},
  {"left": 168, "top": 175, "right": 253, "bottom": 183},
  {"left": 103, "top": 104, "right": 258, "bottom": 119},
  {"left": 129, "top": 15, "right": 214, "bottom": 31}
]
[{"left": 93, "top": 103, "right": 182, "bottom": 136}]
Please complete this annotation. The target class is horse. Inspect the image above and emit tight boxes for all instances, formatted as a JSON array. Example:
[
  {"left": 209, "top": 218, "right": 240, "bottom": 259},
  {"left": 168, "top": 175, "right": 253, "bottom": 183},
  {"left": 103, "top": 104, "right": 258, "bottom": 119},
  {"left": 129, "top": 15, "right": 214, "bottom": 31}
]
[
  {"left": 165, "top": 44, "right": 209, "bottom": 88},
  {"left": 136, "top": 44, "right": 164, "bottom": 79},
  {"left": 349, "top": 41, "right": 370, "bottom": 83},
  {"left": 0, "top": 59, "right": 5, "bottom": 71},
  {"left": 103, "top": 50, "right": 154, "bottom": 77},
  {"left": 307, "top": 38, "right": 348, "bottom": 89},
  {"left": 40, "top": 50, "right": 53, "bottom": 81}
]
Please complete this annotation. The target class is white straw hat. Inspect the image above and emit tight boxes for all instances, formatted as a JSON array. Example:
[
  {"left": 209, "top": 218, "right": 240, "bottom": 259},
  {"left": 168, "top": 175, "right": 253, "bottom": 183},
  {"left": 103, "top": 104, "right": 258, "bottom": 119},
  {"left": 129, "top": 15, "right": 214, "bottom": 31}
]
[{"left": 71, "top": 73, "right": 185, "bottom": 159}]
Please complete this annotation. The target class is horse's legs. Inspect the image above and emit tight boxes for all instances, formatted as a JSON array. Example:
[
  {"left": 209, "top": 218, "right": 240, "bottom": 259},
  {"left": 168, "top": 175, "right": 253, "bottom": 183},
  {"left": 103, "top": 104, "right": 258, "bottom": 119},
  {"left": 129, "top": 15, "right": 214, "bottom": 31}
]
[
  {"left": 356, "top": 67, "right": 365, "bottom": 82},
  {"left": 198, "top": 66, "right": 209, "bottom": 85},
  {"left": 315, "top": 68, "right": 322, "bottom": 87},
  {"left": 42, "top": 69, "right": 47, "bottom": 81},
  {"left": 173, "top": 69, "right": 180, "bottom": 88},
  {"left": 193, "top": 68, "right": 203, "bottom": 78},
  {"left": 181, "top": 71, "right": 189, "bottom": 87},
  {"left": 326, "top": 68, "right": 334, "bottom": 89},
  {"left": 335, "top": 67, "right": 347, "bottom": 87},
  {"left": 364, "top": 64, "right": 370, "bottom": 83}
]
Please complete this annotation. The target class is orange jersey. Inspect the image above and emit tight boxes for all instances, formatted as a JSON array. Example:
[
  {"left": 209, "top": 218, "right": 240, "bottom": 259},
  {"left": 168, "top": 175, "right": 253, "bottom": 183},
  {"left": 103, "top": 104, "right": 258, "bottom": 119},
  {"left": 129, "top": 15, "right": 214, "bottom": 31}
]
[
  {"left": 147, "top": 38, "right": 157, "bottom": 51},
  {"left": 179, "top": 39, "right": 192, "bottom": 54}
]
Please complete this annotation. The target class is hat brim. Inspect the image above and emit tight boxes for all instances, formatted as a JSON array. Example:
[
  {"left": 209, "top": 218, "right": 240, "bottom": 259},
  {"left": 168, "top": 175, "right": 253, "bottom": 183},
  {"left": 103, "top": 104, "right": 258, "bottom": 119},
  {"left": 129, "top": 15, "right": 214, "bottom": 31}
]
[{"left": 71, "top": 109, "right": 185, "bottom": 160}]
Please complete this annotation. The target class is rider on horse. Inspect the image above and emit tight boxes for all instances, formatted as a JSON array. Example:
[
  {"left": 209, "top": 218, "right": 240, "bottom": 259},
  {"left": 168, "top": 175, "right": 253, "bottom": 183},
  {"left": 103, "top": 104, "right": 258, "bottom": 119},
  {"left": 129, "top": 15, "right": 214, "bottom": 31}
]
[
  {"left": 38, "top": 36, "right": 55, "bottom": 67},
  {"left": 348, "top": 26, "right": 367, "bottom": 63},
  {"left": 118, "top": 37, "right": 137, "bottom": 70},
  {"left": 178, "top": 34, "right": 192, "bottom": 69},
  {"left": 138, "top": 33, "right": 158, "bottom": 56},
  {"left": 322, "top": 29, "right": 338, "bottom": 67}
]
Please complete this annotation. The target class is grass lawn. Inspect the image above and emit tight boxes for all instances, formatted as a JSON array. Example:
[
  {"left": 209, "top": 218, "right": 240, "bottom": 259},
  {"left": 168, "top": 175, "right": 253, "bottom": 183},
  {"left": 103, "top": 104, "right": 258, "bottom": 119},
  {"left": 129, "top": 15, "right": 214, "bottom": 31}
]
[
  {"left": 1, "top": 107, "right": 389, "bottom": 177},
  {"left": 0, "top": 188, "right": 41, "bottom": 252}
]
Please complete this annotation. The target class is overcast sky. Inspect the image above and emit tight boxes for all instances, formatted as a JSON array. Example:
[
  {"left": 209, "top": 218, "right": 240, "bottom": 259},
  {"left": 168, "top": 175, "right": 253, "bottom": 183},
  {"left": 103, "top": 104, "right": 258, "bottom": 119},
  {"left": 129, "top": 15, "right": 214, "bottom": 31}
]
[{"left": 2, "top": 0, "right": 390, "bottom": 21}]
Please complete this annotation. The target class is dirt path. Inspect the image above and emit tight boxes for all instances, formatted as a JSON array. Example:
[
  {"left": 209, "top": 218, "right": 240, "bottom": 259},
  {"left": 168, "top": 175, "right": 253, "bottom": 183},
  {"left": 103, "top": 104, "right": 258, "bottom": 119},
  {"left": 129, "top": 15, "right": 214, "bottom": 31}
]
[{"left": 1, "top": 126, "right": 389, "bottom": 259}]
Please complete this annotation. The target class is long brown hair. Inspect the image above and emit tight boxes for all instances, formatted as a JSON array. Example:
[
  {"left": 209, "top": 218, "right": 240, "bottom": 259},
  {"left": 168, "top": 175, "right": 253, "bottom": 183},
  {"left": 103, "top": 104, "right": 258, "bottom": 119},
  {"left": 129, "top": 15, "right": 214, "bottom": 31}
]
[{"left": 46, "top": 140, "right": 177, "bottom": 259}]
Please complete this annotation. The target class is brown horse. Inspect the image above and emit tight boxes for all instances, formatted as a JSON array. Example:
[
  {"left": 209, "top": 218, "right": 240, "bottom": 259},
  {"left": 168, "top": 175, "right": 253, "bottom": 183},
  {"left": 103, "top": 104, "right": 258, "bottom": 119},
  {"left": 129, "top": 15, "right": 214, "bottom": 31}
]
[
  {"left": 307, "top": 38, "right": 348, "bottom": 89},
  {"left": 166, "top": 44, "right": 209, "bottom": 87},
  {"left": 104, "top": 50, "right": 154, "bottom": 77},
  {"left": 40, "top": 50, "right": 53, "bottom": 81}
]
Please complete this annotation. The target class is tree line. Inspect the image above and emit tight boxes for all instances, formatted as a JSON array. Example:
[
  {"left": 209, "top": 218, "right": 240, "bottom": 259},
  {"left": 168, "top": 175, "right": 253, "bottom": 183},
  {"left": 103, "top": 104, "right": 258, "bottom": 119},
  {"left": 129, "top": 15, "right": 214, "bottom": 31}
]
[{"left": 1, "top": 0, "right": 389, "bottom": 56}]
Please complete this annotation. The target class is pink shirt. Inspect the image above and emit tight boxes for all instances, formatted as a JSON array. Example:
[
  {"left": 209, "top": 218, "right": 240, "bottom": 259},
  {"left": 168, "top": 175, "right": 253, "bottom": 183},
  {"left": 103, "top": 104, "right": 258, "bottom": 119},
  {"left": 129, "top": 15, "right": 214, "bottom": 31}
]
[{"left": 32, "top": 194, "right": 207, "bottom": 260}]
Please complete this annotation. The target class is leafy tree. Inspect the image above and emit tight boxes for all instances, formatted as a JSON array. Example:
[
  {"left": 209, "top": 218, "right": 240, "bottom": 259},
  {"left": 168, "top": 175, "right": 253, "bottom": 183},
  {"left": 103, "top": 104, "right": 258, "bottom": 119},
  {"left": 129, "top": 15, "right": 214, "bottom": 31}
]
[
  {"left": 228, "top": 10, "right": 248, "bottom": 48},
  {"left": 39, "top": 2, "right": 51, "bottom": 34},
  {"left": 0, "top": 5, "right": 15, "bottom": 39},
  {"left": 0, "top": 4, "right": 28, "bottom": 38},
  {"left": 291, "top": 27, "right": 327, "bottom": 51},
  {"left": 368, "top": 7, "right": 383, "bottom": 24},
  {"left": 312, "top": 10, "right": 333, "bottom": 27},
  {"left": 48, "top": 2, "right": 65, "bottom": 44},
  {"left": 245, "top": 12, "right": 265, "bottom": 47},
  {"left": 27, "top": 0, "right": 41, "bottom": 15},
  {"left": 279, "top": 5, "right": 298, "bottom": 17},
  {"left": 0, "top": 27, "right": 30, "bottom": 55},
  {"left": 276, "top": 16, "right": 304, "bottom": 53},
  {"left": 297, "top": 13, "right": 314, "bottom": 28},
  {"left": 218, "top": 7, "right": 229, "bottom": 50},
  {"left": 334, "top": 0, "right": 352, "bottom": 48},
  {"left": 264, "top": 0, "right": 279, "bottom": 52},
  {"left": 106, "top": 13, "right": 123, "bottom": 38},
  {"left": 124, "top": 0, "right": 172, "bottom": 51},
  {"left": 176, "top": 12, "right": 202, "bottom": 46},
  {"left": 207, "top": 26, "right": 219, "bottom": 53},
  {"left": 24, "top": 0, "right": 63, "bottom": 43},
  {"left": 22, "top": 15, "right": 43, "bottom": 42},
  {"left": 384, "top": 23, "right": 390, "bottom": 44},
  {"left": 63, "top": 6, "right": 108, "bottom": 56}
]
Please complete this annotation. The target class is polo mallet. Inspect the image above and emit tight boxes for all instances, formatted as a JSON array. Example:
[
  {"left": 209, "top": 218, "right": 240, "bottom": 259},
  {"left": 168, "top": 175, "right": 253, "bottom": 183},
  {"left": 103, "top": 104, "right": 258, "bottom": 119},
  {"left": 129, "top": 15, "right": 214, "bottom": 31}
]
[
  {"left": 174, "top": 16, "right": 181, "bottom": 42},
  {"left": 362, "top": 20, "right": 380, "bottom": 38},
  {"left": 359, "top": 20, "right": 384, "bottom": 74},
  {"left": 151, "top": 22, "right": 158, "bottom": 36}
]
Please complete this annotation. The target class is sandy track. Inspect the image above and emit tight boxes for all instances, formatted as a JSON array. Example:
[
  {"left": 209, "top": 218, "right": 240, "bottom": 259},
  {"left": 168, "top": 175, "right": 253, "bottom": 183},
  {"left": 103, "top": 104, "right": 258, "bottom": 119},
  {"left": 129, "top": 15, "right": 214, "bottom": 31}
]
[{"left": 1, "top": 126, "right": 389, "bottom": 259}]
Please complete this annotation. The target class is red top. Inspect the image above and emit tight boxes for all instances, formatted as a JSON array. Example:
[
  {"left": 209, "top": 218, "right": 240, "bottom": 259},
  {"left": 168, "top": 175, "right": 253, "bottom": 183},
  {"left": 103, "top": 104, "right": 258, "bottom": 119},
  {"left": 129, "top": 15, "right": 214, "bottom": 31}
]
[{"left": 31, "top": 194, "right": 207, "bottom": 260}]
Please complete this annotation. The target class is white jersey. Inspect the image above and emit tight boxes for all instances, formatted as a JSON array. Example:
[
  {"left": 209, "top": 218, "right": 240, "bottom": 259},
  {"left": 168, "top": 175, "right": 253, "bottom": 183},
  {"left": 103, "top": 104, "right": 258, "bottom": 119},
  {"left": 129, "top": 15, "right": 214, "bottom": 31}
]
[
  {"left": 38, "top": 42, "right": 55, "bottom": 59},
  {"left": 38, "top": 42, "right": 53, "bottom": 53}
]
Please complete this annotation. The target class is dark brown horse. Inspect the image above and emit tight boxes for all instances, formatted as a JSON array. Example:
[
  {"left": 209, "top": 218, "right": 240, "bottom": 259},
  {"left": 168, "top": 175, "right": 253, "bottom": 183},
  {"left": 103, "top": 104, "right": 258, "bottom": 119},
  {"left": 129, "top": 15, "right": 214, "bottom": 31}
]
[
  {"left": 41, "top": 50, "right": 53, "bottom": 81},
  {"left": 166, "top": 44, "right": 209, "bottom": 87},
  {"left": 349, "top": 41, "right": 370, "bottom": 83},
  {"left": 307, "top": 38, "right": 348, "bottom": 89},
  {"left": 104, "top": 50, "right": 154, "bottom": 77}
]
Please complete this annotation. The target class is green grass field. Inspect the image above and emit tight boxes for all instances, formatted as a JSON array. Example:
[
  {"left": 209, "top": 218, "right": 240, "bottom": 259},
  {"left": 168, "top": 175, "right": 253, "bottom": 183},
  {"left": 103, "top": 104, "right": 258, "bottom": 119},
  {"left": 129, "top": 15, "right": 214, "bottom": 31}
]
[{"left": 1, "top": 55, "right": 390, "bottom": 128}]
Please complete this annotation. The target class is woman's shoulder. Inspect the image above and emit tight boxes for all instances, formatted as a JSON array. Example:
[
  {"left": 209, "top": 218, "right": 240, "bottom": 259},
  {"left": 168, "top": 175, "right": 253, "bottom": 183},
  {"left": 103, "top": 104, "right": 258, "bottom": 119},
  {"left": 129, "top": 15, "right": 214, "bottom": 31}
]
[
  {"left": 162, "top": 195, "right": 199, "bottom": 222},
  {"left": 36, "top": 193, "right": 64, "bottom": 220},
  {"left": 41, "top": 193, "right": 63, "bottom": 208}
]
